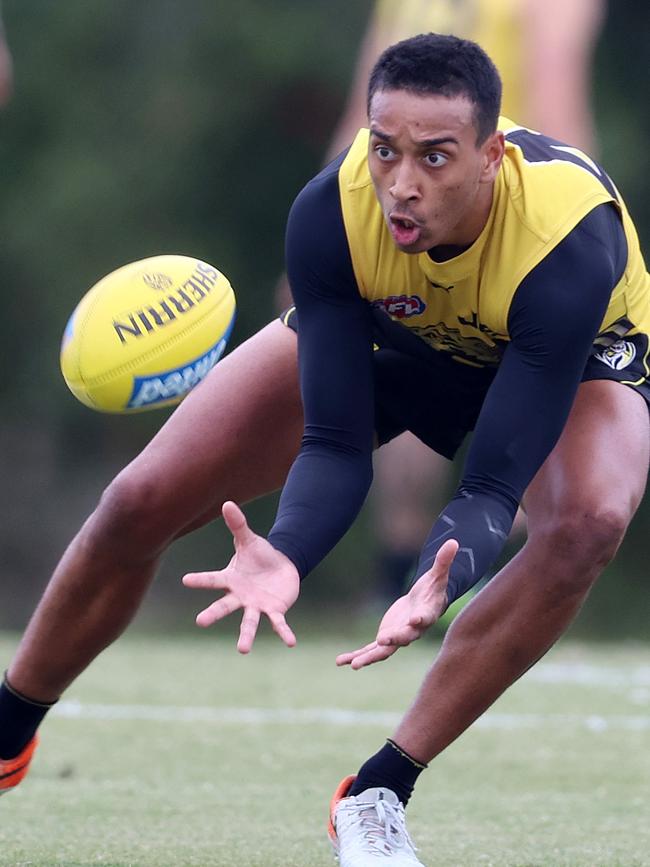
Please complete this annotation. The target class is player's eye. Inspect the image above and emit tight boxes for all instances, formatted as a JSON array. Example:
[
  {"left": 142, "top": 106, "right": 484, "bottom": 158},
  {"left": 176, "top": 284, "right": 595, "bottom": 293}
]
[
  {"left": 425, "top": 152, "right": 449, "bottom": 167},
  {"left": 374, "top": 145, "right": 395, "bottom": 161}
]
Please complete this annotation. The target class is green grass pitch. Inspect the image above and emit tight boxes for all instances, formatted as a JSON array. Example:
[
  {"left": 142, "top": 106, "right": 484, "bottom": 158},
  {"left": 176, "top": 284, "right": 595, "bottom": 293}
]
[{"left": 0, "top": 627, "right": 648, "bottom": 866}]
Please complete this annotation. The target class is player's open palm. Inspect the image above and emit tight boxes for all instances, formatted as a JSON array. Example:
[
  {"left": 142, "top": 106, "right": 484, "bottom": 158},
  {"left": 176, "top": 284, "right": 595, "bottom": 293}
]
[
  {"left": 182, "top": 501, "right": 300, "bottom": 654},
  {"left": 336, "top": 539, "right": 459, "bottom": 669}
]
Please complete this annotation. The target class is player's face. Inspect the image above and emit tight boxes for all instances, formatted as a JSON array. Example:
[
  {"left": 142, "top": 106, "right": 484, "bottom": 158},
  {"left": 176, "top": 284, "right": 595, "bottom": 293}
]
[{"left": 368, "top": 89, "right": 504, "bottom": 253}]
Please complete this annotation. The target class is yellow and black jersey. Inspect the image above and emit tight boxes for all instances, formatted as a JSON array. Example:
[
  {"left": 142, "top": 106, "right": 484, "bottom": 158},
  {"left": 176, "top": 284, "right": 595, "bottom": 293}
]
[{"left": 338, "top": 121, "right": 649, "bottom": 369}]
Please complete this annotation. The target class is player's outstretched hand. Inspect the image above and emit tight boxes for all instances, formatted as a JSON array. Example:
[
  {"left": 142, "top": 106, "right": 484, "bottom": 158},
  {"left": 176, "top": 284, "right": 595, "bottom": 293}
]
[
  {"left": 336, "top": 539, "right": 459, "bottom": 670},
  {"left": 182, "top": 501, "right": 300, "bottom": 654}
]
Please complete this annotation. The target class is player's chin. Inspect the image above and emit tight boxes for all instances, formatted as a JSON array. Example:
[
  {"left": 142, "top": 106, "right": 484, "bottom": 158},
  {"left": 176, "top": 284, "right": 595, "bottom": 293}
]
[{"left": 395, "top": 237, "right": 431, "bottom": 255}]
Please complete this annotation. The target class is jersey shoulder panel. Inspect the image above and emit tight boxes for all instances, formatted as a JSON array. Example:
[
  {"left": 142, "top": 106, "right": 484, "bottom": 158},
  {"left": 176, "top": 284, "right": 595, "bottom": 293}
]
[
  {"left": 496, "top": 118, "right": 650, "bottom": 337},
  {"left": 337, "top": 129, "right": 388, "bottom": 296},
  {"left": 499, "top": 118, "right": 619, "bottom": 235}
]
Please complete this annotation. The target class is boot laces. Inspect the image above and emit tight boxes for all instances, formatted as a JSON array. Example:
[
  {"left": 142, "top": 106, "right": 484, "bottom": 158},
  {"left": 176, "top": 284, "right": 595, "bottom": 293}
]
[{"left": 347, "top": 797, "right": 417, "bottom": 855}]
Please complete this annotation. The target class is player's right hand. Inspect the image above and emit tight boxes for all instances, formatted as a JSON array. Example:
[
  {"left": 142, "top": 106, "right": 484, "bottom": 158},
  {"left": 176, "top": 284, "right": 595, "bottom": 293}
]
[{"left": 182, "top": 501, "right": 300, "bottom": 654}]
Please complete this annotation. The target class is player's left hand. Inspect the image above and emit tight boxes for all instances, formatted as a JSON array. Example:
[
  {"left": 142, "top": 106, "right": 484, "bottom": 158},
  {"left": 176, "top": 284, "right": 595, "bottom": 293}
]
[{"left": 336, "top": 539, "right": 459, "bottom": 669}]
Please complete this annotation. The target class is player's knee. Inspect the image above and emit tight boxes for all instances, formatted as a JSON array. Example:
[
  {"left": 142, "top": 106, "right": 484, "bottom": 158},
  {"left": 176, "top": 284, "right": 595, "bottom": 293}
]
[
  {"left": 539, "top": 505, "right": 629, "bottom": 587},
  {"left": 87, "top": 470, "right": 177, "bottom": 562}
]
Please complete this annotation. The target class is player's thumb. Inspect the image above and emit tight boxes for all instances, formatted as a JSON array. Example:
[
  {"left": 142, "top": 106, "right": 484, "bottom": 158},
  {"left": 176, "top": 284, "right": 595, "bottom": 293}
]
[
  {"left": 435, "top": 538, "right": 459, "bottom": 573},
  {"left": 222, "top": 501, "right": 254, "bottom": 547}
]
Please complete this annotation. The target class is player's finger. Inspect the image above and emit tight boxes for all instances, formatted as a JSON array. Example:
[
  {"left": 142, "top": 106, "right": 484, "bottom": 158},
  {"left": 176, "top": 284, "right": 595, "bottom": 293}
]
[
  {"left": 408, "top": 608, "right": 437, "bottom": 629},
  {"left": 376, "top": 625, "right": 419, "bottom": 647},
  {"left": 222, "top": 501, "right": 256, "bottom": 548},
  {"left": 336, "top": 641, "right": 378, "bottom": 666},
  {"left": 433, "top": 538, "right": 459, "bottom": 573},
  {"left": 182, "top": 570, "right": 230, "bottom": 590},
  {"left": 350, "top": 643, "right": 397, "bottom": 670},
  {"left": 195, "top": 593, "right": 241, "bottom": 628},
  {"left": 267, "top": 611, "right": 297, "bottom": 648},
  {"left": 237, "top": 609, "right": 261, "bottom": 654},
  {"left": 407, "top": 614, "right": 435, "bottom": 631}
]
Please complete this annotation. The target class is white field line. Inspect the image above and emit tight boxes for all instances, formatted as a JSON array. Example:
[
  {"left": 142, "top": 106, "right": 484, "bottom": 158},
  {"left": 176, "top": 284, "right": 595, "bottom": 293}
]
[
  {"left": 50, "top": 663, "right": 650, "bottom": 731},
  {"left": 51, "top": 701, "right": 650, "bottom": 732}
]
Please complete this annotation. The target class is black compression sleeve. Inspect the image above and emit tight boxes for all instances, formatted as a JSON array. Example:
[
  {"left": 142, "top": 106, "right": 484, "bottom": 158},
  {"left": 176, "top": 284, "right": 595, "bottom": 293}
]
[
  {"left": 267, "top": 159, "right": 376, "bottom": 578},
  {"left": 415, "top": 204, "right": 626, "bottom": 603}
]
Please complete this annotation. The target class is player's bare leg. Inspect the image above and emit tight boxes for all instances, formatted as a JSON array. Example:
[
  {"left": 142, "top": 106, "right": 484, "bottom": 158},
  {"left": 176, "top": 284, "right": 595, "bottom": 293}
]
[
  {"left": 7, "top": 321, "right": 301, "bottom": 703},
  {"left": 391, "top": 379, "right": 649, "bottom": 762}
]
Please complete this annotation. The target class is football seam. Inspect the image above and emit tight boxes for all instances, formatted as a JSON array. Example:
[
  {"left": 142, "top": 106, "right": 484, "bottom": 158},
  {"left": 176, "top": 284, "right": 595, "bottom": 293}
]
[{"left": 67, "top": 281, "right": 112, "bottom": 408}]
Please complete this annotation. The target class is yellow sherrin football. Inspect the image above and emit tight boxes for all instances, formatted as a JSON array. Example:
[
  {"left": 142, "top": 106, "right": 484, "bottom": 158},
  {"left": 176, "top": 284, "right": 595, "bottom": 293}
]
[{"left": 60, "top": 254, "right": 236, "bottom": 412}]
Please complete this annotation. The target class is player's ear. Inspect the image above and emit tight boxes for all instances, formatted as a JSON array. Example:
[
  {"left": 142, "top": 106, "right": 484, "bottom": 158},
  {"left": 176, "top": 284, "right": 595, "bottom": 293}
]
[{"left": 479, "top": 130, "right": 505, "bottom": 184}]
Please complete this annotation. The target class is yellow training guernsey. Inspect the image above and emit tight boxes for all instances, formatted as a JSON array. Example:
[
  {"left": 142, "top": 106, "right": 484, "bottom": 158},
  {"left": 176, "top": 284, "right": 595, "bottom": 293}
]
[{"left": 338, "top": 120, "right": 650, "bottom": 368}]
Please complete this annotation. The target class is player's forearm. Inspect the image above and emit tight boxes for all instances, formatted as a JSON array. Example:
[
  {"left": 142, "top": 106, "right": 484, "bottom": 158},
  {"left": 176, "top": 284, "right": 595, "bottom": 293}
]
[
  {"left": 267, "top": 443, "right": 373, "bottom": 579},
  {"left": 414, "top": 490, "right": 516, "bottom": 605}
]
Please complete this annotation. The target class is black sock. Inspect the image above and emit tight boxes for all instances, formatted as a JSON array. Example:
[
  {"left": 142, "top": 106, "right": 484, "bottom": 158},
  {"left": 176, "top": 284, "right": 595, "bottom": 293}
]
[
  {"left": 348, "top": 739, "right": 427, "bottom": 806},
  {"left": 0, "top": 674, "right": 56, "bottom": 759}
]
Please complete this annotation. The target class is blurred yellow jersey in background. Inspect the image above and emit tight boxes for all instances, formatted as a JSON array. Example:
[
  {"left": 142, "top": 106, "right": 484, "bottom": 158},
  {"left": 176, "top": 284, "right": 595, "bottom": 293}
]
[{"left": 374, "top": 0, "right": 527, "bottom": 122}]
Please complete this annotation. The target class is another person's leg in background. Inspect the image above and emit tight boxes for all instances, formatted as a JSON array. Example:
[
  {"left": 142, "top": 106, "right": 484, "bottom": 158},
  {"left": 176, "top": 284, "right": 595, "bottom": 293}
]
[
  {"left": 371, "top": 432, "right": 449, "bottom": 603},
  {"left": 0, "top": 12, "right": 13, "bottom": 108}
]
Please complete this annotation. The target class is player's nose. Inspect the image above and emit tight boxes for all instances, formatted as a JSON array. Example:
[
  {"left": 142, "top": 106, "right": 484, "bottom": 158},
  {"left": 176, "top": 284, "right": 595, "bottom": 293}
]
[{"left": 389, "top": 159, "right": 420, "bottom": 202}]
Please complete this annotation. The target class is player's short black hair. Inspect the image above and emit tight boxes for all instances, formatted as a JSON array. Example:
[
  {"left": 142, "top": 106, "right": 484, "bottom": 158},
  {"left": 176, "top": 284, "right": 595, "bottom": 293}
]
[{"left": 367, "top": 33, "right": 502, "bottom": 144}]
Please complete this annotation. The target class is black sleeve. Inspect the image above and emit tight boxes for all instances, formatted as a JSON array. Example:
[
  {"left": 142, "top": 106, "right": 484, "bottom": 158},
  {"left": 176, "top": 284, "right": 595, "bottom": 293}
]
[
  {"left": 267, "top": 157, "right": 376, "bottom": 578},
  {"left": 415, "top": 203, "right": 626, "bottom": 603}
]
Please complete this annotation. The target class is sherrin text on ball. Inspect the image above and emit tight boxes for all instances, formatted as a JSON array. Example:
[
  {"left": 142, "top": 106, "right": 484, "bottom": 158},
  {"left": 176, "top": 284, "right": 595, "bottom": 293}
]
[{"left": 60, "top": 254, "right": 236, "bottom": 412}]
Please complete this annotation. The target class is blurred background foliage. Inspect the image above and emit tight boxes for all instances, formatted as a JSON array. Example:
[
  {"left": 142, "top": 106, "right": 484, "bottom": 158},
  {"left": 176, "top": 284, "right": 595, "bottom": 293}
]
[{"left": 0, "top": 0, "right": 648, "bottom": 636}]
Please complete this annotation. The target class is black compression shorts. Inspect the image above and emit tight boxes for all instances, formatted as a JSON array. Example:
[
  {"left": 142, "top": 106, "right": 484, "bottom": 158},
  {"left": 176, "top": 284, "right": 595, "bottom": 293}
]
[{"left": 281, "top": 306, "right": 650, "bottom": 460}]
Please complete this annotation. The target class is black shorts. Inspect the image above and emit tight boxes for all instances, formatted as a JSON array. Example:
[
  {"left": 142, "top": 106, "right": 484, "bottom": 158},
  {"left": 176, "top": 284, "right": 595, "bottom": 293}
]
[{"left": 281, "top": 308, "right": 650, "bottom": 460}]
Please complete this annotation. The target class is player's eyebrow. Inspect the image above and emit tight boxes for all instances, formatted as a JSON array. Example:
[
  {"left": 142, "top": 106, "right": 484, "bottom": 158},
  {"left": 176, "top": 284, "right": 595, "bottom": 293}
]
[{"left": 370, "top": 127, "right": 459, "bottom": 148}]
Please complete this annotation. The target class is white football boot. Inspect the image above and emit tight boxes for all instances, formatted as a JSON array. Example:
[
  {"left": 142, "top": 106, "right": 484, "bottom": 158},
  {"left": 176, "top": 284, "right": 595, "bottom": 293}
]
[{"left": 328, "top": 775, "right": 426, "bottom": 866}]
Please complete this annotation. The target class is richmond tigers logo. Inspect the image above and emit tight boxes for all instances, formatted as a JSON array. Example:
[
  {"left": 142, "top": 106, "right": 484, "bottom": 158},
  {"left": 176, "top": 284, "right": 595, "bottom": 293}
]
[{"left": 594, "top": 339, "right": 636, "bottom": 370}]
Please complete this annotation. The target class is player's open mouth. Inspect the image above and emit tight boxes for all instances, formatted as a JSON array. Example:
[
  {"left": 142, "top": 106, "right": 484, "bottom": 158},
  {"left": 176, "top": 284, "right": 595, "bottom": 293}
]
[{"left": 389, "top": 215, "right": 422, "bottom": 247}]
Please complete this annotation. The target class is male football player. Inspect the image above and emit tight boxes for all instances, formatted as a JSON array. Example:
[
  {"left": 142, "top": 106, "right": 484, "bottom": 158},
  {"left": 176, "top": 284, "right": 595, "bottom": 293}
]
[{"left": 2, "top": 33, "right": 648, "bottom": 867}]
